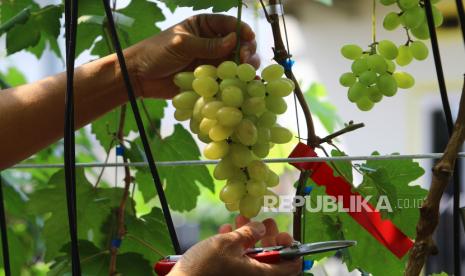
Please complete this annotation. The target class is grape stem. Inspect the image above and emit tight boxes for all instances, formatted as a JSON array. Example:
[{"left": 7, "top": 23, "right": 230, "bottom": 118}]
[
  {"left": 235, "top": 0, "right": 243, "bottom": 64},
  {"left": 405, "top": 76, "right": 465, "bottom": 276}
]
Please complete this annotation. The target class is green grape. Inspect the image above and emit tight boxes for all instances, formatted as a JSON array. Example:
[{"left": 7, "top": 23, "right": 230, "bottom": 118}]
[
  {"left": 356, "top": 97, "right": 375, "bottom": 111},
  {"left": 401, "top": 6, "right": 425, "bottom": 29},
  {"left": 252, "top": 143, "right": 270, "bottom": 158},
  {"left": 351, "top": 58, "right": 369, "bottom": 75},
  {"left": 387, "top": 59, "right": 396, "bottom": 73},
  {"left": 193, "top": 97, "right": 212, "bottom": 121},
  {"left": 367, "top": 86, "right": 383, "bottom": 103},
  {"left": 204, "top": 141, "right": 229, "bottom": 160},
  {"left": 201, "top": 101, "right": 224, "bottom": 119},
  {"left": 257, "top": 127, "right": 271, "bottom": 142},
  {"left": 409, "top": 41, "right": 429, "bottom": 60},
  {"left": 220, "top": 78, "right": 246, "bottom": 91},
  {"left": 266, "top": 78, "right": 294, "bottom": 97},
  {"left": 230, "top": 144, "right": 254, "bottom": 167},
  {"left": 396, "top": 45, "right": 413, "bottom": 66},
  {"left": 193, "top": 77, "right": 219, "bottom": 97},
  {"left": 432, "top": 0, "right": 441, "bottom": 3},
  {"left": 394, "top": 71, "right": 415, "bottom": 89},
  {"left": 221, "top": 86, "right": 244, "bottom": 107},
  {"left": 242, "top": 97, "right": 267, "bottom": 115},
  {"left": 244, "top": 115, "right": 258, "bottom": 124},
  {"left": 376, "top": 74, "right": 398, "bottom": 97},
  {"left": 194, "top": 65, "right": 217, "bottom": 79},
  {"left": 348, "top": 82, "right": 367, "bottom": 102},
  {"left": 239, "top": 195, "right": 262, "bottom": 218},
  {"left": 198, "top": 133, "right": 212, "bottom": 144},
  {"left": 190, "top": 119, "right": 200, "bottom": 134},
  {"left": 174, "top": 72, "right": 195, "bottom": 90},
  {"left": 217, "top": 61, "right": 237, "bottom": 80},
  {"left": 237, "top": 63, "right": 256, "bottom": 82},
  {"left": 209, "top": 125, "right": 234, "bottom": 141},
  {"left": 235, "top": 119, "right": 258, "bottom": 146},
  {"left": 246, "top": 180, "right": 267, "bottom": 197},
  {"left": 432, "top": 6, "right": 444, "bottom": 27},
  {"left": 225, "top": 202, "right": 239, "bottom": 211},
  {"left": 247, "top": 160, "right": 268, "bottom": 180},
  {"left": 378, "top": 40, "right": 399, "bottom": 60},
  {"left": 214, "top": 157, "right": 235, "bottom": 180},
  {"left": 220, "top": 180, "right": 246, "bottom": 203},
  {"left": 258, "top": 111, "right": 277, "bottom": 128},
  {"left": 199, "top": 118, "right": 217, "bottom": 135},
  {"left": 265, "top": 170, "right": 279, "bottom": 187},
  {"left": 216, "top": 107, "right": 243, "bottom": 127},
  {"left": 398, "top": 0, "right": 419, "bottom": 10},
  {"left": 261, "top": 64, "right": 285, "bottom": 82},
  {"left": 247, "top": 80, "right": 266, "bottom": 97},
  {"left": 265, "top": 96, "right": 287, "bottom": 114},
  {"left": 341, "top": 44, "right": 363, "bottom": 60},
  {"left": 367, "top": 54, "right": 388, "bottom": 73},
  {"left": 359, "top": 71, "right": 378, "bottom": 86},
  {"left": 411, "top": 23, "right": 430, "bottom": 40},
  {"left": 339, "top": 72, "right": 357, "bottom": 87},
  {"left": 174, "top": 109, "right": 192, "bottom": 121},
  {"left": 380, "top": 0, "right": 397, "bottom": 5},
  {"left": 383, "top": 12, "right": 401, "bottom": 31},
  {"left": 172, "top": 91, "right": 199, "bottom": 110},
  {"left": 270, "top": 126, "right": 292, "bottom": 144}
]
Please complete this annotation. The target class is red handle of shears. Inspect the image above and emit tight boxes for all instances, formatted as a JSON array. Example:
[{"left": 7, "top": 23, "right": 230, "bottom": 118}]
[{"left": 153, "top": 251, "right": 281, "bottom": 276}]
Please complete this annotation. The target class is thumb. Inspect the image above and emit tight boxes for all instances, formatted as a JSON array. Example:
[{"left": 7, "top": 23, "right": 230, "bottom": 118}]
[
  {"left": 190, "top": 32, "right": 237, "bottom": 59},
  {"left": 225, "top": 221, "right": 266, "bottom": 250}
]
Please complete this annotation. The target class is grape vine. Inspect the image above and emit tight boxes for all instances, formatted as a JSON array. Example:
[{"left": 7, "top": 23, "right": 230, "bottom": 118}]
[{"left": 340, "top": 0, "right": 443, "bottom": 111}]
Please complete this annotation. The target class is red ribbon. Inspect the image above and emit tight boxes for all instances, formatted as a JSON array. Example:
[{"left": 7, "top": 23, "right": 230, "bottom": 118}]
[{"left": 289, "top": 142, "right": 413, "bottom": 259}]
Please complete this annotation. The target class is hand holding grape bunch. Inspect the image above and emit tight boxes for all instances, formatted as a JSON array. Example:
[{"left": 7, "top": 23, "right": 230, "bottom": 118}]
[{"left": 172, "top": 62, "right": 294, "bottom": 218}]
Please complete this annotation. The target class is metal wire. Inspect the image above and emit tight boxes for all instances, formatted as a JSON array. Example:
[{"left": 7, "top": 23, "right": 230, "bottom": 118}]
[{"left": 7, "top": 152, "right": 465, "bottom": 169}]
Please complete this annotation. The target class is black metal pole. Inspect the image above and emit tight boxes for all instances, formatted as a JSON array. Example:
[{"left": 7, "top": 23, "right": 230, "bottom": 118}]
[
  {"left": 424, "top": 1, "right": 461, "bottom": 275},
  {"left": 0, "top": 175, "right": 11, "bottom": 276}
]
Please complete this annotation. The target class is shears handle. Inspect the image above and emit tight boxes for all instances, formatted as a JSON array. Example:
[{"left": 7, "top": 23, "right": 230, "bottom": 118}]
[{"left": 153, "top": 251, "right": 281, "bottom": 276}]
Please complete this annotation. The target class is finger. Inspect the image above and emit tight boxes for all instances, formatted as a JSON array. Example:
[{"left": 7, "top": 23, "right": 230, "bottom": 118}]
[
  {"left": 187, "top": 32, "right": 237, "bottom": 59},
  {"left": 244, "top": 54, "right": 261, "bottom": 69},
  {"left": 204, "top": 14, "right": 255, "bottom": 41},
  {"left": 225, "top": 221, "right": 266, "bottom": 250},
  {"left": 241, "top": 39, "right": 257, "bottom": 57},
  {"left": 261, "top": 218, "right": 279, "bottom": 247},
  {"left": 235, "top": 215, "right": 250, "bottom": 229},
  {"left": 276, "top": 232, "right": 294, "bottom": 247},
  {"left": 219, "top": 223, "right": 233, "bottom": 234}
]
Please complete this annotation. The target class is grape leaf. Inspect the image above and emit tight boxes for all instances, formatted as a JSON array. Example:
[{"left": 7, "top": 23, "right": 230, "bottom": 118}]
[
  {"left": 304, "top": 83, "right": 341, "bottom": 133},
  {"left": 49, "top": 240, "right": 154, "bottom": 275},
  {"left": 0, "top": 67, "right": 27, "bottom": 87},
  {"left": 159, "top": 0, "right": 239, "bottom": 12},
  {"left": 119, "top": 208, "right": 174, "bottom": 260},
  {"left": 26, "top": 169, "right": 125, "bottom": 261},
  {"left": 130, "top": 124, "right": 214, "bottom": 211},
  {"left": 91, "top": 99, "right": 166, "bottom": 151},
  {"left": 329, "top": 149, "right": 353, "bottom": 183},
  {"left": 0, "top": 228, "right": 29, "bottom": 275}
]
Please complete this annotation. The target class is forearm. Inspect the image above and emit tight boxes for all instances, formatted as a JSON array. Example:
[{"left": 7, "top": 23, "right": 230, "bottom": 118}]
[{"left": 0, "top": 53, "right": 131, "bottom": 169}]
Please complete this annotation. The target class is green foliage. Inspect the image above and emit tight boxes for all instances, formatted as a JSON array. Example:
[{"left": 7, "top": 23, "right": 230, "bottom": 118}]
[
  {"left": 304, "top": 151, "right": 427, "bottom": 276},
  {"left": 159, "top": 0, "right": 239, "bottom": 12},
  {"left": 0, "top": 67, "right": 27, "bottom": 87},
  {"left": 304, "top": 83, "right": 341, "bottom": 133}
]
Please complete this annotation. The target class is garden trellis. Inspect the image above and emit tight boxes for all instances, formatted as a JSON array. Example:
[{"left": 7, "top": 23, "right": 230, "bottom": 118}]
[{"left": 1, "top": 0, "right": 465, "bottom": 275}]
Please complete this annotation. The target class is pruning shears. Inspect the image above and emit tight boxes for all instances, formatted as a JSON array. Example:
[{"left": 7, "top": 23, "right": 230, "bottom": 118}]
[{"left": 154, "top": 240, "right": 356, "bottom": 275}]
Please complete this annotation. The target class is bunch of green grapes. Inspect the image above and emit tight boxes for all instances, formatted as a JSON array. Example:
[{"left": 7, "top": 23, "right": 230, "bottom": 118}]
[
  {"left": 172, "top": 61, "right": 294, "bottom": 218},
  {"left": 340, "top": 42, "right": 416, "bottom": 111},
  {"left": 381, "top": 0, "right": 443, "bottom": 40}
]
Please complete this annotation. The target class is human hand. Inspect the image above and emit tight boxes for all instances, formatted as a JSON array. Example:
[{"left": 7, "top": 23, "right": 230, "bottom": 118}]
[
  {"left": 168, "top": 216, "right": 301, "bottom": 276},
  {"left": 125, "top": 14, "right": 259, "bottom": 99}
]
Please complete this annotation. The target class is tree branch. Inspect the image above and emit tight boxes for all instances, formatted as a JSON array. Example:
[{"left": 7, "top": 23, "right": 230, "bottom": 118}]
[{"left": 405, "top": 75, "right": 465, "bottom": 275}]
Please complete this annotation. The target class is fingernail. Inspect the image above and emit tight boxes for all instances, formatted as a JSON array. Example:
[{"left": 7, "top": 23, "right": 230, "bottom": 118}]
[
  {"left": 223, "top": 33, "right": 236, "bottom": 47},
  {"left": 249, "top": 221, "right": 266, "bottom": 236}
]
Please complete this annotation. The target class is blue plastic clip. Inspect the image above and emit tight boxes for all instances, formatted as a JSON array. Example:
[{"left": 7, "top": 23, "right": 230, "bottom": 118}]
[
  {"left": 303, "top": 260, "right": 314, "bottom": 271},
  {"left": 281, "top": 58, "right": 295, "bottom": 71},
  {"left": 304, "top": 186, "right": 313, "bottom": 195},
  {"left": 116, "top": 145, "right": 124, "bottom": 156},
  {"left": 111, "top": 238, "right": 122, "bottom": 248}
]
